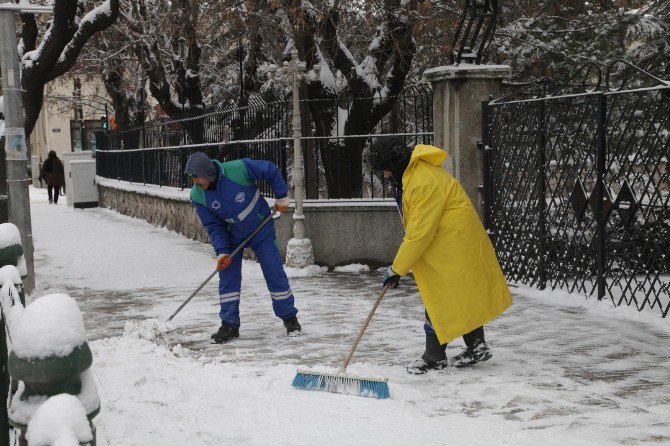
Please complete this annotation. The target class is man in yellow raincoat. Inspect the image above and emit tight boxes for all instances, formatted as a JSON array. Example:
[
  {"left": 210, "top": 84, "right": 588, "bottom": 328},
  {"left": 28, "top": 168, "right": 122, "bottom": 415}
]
[{"left": 368, "top": 136, "right": 512, "bottom": 374}]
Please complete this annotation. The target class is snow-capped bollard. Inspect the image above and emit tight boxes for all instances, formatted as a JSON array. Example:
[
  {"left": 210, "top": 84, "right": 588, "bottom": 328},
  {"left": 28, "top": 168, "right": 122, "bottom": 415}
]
[
  {"left": 26, "top": 394, "right": 93, "bottom": 446},
  {"left": 0, "top": 223, "right": 28, "bottom": 289},
  {"left": 0, "top": 265, "right": 24, "bottom": 308},
  {"left": 3, "top": 293, "right": 100, "bottom": 446}
]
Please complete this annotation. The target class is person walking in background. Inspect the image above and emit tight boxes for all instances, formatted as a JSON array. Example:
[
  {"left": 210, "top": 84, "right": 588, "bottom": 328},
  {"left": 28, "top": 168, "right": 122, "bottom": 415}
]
[
  {"left": 185, "top": 152, "right": 301, "bottom": 344},
  {"left": 39, "top": 150, "right": 66, "bottom": 204},
  {"left": 367, "top": 136, "right": 512, "bottom": 374}
]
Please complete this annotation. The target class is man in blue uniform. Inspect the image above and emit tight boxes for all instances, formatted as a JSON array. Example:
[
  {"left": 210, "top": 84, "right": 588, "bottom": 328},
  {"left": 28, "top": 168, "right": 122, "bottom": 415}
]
[{"left": 185, "top": 152, "right": 301, "bottom": 343}]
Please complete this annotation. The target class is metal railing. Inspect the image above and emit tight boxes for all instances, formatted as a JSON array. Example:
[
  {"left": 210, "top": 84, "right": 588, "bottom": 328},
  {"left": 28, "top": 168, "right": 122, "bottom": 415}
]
[
  {"left": 96, "top": 85, "right": 433, "bottom": 199},
  {"left": 483, "top": 60, "right": 670, "bottom": 317}
]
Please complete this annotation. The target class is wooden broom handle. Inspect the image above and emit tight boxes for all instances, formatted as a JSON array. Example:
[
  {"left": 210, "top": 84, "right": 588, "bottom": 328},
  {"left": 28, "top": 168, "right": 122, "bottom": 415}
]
[{"left": 340, "top": 283, "right": 392, "bottom": 372}]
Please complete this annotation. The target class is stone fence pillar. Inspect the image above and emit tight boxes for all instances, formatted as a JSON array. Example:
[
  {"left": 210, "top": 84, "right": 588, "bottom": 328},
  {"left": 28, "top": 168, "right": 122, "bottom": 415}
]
[{"left": 423, "top": 65, "right": 511, "bottom": 219}]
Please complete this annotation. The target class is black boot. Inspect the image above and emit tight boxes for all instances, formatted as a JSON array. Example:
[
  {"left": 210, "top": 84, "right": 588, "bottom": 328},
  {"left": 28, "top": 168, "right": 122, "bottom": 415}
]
[
  {"left": 452, "top": 327, "right": 492, "bottom": 367},
  {"left": 210, "top": 324, "right": 239, "bottom": 344},
  {"left": 283, "top": 316, "right": 302, "bottom": 335},
  {"left": 407, "top": 333, "right": 448, "bottom": 374}
]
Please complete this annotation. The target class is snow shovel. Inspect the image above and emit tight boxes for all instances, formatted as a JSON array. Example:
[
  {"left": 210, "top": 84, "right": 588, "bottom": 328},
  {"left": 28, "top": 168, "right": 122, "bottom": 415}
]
[
  {"left": 166, "top": 210, "right": 281, "bottom": 322},
  {"left": 291, "top": 284, "right": 392, "bottom": 399}
]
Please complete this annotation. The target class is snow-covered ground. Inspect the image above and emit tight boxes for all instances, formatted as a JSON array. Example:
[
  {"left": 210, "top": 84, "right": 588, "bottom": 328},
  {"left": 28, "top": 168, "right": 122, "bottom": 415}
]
[{"left": 29, "top": 186, "right": 669, "bottom": 445}]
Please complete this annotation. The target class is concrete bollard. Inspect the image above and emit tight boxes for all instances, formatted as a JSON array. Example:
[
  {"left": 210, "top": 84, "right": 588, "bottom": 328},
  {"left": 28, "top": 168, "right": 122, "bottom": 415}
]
[{"left": 0, "top": 223, "right": 28, "bottom": 302}]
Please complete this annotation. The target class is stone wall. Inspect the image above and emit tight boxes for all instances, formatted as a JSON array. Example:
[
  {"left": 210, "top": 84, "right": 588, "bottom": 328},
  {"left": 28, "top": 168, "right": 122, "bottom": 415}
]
[
  {"left": 98, "top": 185, "right": 210, "bottom": 244},
  {"left": 98, "top": 183, "right": 403, "bottom": 268}
]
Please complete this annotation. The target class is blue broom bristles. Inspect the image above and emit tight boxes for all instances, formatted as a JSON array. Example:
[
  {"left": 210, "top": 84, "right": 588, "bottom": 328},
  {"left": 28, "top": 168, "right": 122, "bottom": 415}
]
[{"left": 291, "top": 371, "right": 390, "bottom": 399}]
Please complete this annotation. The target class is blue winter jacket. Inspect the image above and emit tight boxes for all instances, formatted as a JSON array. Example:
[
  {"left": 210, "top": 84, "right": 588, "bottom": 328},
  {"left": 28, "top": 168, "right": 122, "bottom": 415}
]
[{"left": 190, "top": 158, "right": 288, "bottom": 254}]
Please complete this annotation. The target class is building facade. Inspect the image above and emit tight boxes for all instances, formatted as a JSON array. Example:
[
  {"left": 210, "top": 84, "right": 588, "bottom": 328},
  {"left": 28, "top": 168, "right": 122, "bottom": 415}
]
[{"left": 30, "top": 75, "right": 110, "bottom": 164}]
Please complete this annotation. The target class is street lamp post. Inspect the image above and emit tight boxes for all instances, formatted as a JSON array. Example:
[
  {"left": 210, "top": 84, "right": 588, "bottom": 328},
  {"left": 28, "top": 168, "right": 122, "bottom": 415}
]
[
  {"left": 282, "top": 49, "right": 313, "bottom": 268},
  {"left": 177, "top": 37, "right": 188, "bottom": 189},
  {"left": 74, "top": 78, "right": 86, "bottom": 150},
  {"left": 177, "top": 37, "right": 187, "bottom": 114},
  {"left": 236, "top": 38, "right": 246, "bottom": 142},
  {"left": 237, "top": 38, "right": 245, "bottom": 107}
]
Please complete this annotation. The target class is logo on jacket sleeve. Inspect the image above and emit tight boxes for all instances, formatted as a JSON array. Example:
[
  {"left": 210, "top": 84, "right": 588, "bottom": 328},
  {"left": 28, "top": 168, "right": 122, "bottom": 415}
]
[
  {"left": 235, "top": 192, "right": 246, "bottom": 203},
  {"left": 211, "top": 200, "right": 221, "bottom": 210}
]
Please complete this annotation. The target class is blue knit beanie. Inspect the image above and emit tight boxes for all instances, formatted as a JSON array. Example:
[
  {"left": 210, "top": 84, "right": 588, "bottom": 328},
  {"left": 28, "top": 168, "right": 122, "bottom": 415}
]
[{"left": 184, "top": 152, "right": 217, "bottom": 182}]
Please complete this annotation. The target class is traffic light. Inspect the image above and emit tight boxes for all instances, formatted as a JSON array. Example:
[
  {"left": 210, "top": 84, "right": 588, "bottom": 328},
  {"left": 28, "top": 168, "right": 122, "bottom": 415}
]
[{"left": 100, "top": 116, "right": 108, "bottom": 130}]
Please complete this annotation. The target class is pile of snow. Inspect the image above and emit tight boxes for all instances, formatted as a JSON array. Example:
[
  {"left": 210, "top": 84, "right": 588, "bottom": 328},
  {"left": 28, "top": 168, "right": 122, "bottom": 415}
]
[
  {"left": 285, "top": 264, "right": 327, "bottom": 277},
  {"left": 123, "top": 319, "right": 177, "bottom": 341},
  {"left": 12, "top": 294, "right": 87, "bottom": 359},
  {"left": 25, "top": 394, "right": 93, "bottom": 446},
  {"left": 334, "top": 263, "right": 371, "bottom": 273},
  {"left": 0, "top": 222, "right": 21, "bottom": 249}
]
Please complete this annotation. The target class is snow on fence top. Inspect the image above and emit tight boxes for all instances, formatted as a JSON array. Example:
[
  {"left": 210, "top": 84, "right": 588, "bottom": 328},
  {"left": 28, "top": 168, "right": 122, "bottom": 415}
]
[
  {"left": 13, "top": 294, "right": 87, "bottom": 359},
  {"left": 25, "top": 394, "right": 93, "bottom": 446},
  {"left": 0, "top": 223, "right": 21, "bottom": 249}
]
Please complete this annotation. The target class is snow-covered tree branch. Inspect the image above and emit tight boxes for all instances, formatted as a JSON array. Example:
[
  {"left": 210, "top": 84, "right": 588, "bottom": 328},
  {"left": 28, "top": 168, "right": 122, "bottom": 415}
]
[{"left": 20, "top": 0, "right": 120, "bottom": 137}]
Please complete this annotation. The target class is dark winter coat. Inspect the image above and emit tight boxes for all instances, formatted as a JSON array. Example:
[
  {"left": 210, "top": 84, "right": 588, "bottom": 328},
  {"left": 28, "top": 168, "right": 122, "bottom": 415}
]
[{"left": 39, "top": 156, "right": 65, "bottom": 187}]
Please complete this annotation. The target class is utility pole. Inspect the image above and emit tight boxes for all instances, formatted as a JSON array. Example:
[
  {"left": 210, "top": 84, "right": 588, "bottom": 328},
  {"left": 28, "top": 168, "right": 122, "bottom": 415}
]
[
  {"left": 282, "top": 49, "right": 314, "bottom": 268},
  {"left": 0, "top": 1, "right": 53, "bottom": 292}
]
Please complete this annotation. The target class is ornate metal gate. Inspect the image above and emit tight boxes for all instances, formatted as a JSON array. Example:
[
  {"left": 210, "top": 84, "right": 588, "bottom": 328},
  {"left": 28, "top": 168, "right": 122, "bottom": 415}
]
[{"left": 483, "top": 61, "right": 670, "bottom": 317}]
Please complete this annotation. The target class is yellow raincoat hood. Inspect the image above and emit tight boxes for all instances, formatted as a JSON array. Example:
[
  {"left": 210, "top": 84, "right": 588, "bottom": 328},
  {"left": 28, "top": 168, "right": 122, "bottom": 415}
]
[
  {"left": 406, "top": 144, "right": 447, "bottom": 167},
  {"left": 392, "top": 145, "right": 511, "bottom": 343}
]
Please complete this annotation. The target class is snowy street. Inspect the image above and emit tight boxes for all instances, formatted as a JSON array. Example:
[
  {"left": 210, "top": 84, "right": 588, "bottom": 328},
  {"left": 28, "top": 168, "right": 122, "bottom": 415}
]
[{"left": 29, "top": 186, "right": 669, "bottom": 445}]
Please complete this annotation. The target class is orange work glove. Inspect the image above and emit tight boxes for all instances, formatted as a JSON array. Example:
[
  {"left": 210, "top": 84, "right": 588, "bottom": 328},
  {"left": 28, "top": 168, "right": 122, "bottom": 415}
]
[
  {"left": 217, "top": 254, "right": 233, "bottom": 270},
  {"left": 275, "top": 197, "right": 290, "bottom": 212}
]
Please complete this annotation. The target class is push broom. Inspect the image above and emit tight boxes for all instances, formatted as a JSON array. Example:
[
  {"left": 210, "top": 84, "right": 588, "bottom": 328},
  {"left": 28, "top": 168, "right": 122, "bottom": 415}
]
[{"left": 291, "top": 283, "right": 391, "bottom": 399}]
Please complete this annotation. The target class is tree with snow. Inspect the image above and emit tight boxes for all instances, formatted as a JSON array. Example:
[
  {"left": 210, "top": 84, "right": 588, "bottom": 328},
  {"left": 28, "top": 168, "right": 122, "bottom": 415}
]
[
  {"left": 491, "top": 0, "right": 670, "bottom": 81},
  {"left": 266, "top": 0, "right": 425, "bottom": 198},
  {"left": 18, "top": 0, "right": 120, "bottom": 137}
]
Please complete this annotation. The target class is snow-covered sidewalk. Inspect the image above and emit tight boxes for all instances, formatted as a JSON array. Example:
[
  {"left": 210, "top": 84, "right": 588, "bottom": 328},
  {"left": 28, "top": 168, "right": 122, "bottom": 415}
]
[{"left": 30, "top": 186, "right": 669, "bottom": 445}]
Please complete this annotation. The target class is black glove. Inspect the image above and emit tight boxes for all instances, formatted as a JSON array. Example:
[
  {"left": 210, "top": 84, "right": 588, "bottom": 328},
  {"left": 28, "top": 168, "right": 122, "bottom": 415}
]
[{"left": 382, "top": 266, "right": 401, "bottom": 288}]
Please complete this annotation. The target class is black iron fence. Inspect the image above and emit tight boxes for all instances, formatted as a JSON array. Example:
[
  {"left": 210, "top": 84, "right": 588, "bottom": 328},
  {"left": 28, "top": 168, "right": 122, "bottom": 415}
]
[
  {"left": 97, "top": 85, "right": 433, "bottom": 199},
  {"left": 483, "top": 60, "right": 670, "bottom": 317},
  {"left": 96, "top": 140, "right": 288, "bottom": 197}
]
